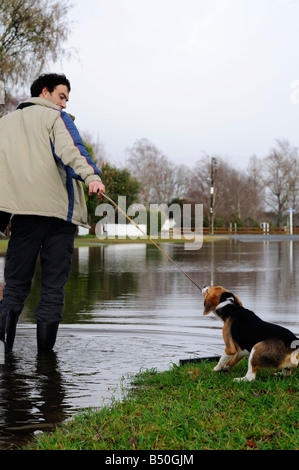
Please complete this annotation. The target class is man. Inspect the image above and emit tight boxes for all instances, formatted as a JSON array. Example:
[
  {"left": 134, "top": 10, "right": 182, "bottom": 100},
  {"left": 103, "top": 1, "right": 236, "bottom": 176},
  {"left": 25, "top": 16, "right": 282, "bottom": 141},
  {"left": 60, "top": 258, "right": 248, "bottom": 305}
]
[{"left": 0, "top": 73, "right": 105, "bottom": 354}]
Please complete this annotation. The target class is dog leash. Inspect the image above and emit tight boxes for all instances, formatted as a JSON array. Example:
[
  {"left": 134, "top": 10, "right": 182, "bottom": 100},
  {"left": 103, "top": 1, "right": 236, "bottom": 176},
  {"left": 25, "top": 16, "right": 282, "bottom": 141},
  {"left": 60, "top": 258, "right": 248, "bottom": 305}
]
[{"left": 98, "top": 191, "right": 202, "bottom": 292}]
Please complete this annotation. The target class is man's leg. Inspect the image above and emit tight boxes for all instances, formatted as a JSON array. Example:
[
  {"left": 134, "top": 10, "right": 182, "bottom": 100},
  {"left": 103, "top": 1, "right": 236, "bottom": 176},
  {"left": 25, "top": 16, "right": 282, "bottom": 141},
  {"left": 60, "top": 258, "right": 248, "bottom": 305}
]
[
  {"left": 36, "top": 218, "right": 76, "bottom": 353},
  {"left": 0, "top": 215, "right": 45, "bottom": 353}
]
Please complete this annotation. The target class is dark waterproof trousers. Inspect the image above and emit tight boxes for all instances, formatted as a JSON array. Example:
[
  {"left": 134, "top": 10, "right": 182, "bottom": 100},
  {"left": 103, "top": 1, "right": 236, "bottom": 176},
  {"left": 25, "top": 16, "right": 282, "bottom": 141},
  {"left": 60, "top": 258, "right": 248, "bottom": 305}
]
[{"left": 1, "top": 215, "right": 76, "bottom": 323}]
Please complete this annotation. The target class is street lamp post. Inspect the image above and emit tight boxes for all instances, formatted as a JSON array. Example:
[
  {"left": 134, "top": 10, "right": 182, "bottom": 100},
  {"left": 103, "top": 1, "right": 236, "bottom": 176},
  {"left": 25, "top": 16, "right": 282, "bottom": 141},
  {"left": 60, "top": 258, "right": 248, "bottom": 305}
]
[
  {"left": 210, "top": 157, "right": 217, "bottom": 234},
  {"left": 286, "top": 207, "right": 295, "bottom": 235}
]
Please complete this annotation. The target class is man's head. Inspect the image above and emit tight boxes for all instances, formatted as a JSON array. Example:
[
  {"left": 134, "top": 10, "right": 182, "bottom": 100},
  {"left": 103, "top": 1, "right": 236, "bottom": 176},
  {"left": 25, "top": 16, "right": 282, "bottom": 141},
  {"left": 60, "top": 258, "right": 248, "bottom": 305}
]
[{"left": 30, "top": 73, "right": 71, "bottom": 109}]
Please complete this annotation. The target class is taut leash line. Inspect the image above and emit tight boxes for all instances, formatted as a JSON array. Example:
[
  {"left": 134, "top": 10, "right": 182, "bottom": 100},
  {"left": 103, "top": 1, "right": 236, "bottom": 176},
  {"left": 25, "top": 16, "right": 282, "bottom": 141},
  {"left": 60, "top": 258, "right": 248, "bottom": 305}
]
[{"left": 99, "top": 192, "right": 202, "bottom": 292}]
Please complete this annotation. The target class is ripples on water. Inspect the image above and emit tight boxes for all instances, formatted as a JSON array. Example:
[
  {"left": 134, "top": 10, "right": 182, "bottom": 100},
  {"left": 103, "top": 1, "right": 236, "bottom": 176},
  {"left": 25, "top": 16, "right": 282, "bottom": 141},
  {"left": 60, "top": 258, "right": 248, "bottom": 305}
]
[{"left": 0, "top": 239, "right": 298, "bottom": 448}]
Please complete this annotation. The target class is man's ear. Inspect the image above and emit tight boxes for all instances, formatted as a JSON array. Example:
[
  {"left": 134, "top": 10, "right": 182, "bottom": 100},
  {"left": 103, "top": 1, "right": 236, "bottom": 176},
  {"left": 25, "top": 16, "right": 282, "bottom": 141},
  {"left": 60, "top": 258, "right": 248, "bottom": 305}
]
[{"left": 40, "top": 87, "right": 50, "bottom": 99}]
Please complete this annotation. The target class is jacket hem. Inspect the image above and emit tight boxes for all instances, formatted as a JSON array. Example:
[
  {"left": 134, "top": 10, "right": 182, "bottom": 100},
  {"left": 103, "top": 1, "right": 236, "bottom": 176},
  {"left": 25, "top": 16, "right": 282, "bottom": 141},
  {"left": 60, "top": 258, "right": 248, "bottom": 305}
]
[{"left": 0, "top": 208, "right": 90, "bottom": 229}]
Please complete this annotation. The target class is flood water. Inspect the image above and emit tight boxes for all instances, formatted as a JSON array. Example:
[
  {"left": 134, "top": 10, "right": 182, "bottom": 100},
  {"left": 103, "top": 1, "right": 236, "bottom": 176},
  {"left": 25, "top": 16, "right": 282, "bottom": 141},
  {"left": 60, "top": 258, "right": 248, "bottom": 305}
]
[{"left": 0, "top": 238, "right": 298, "bottom": 449}]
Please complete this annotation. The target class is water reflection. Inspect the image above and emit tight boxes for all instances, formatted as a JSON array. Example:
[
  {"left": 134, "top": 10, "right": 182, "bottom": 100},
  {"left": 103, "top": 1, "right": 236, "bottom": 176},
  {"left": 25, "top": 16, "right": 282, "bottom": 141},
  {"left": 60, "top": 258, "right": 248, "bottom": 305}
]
[
  {"left": 0, "top": 350, "right": 68, "bottom": 449},
  {"left": 22, "top": 239, "right": 299, "bottom": 326},
  {"left": 0, "top": 239, "right": 298, "bottom": 448}
]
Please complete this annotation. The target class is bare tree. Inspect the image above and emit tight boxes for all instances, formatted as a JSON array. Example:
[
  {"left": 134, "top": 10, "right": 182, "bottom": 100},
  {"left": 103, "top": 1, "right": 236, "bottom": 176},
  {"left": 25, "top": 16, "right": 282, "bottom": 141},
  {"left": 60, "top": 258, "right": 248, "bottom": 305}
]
[
  {"left": 244, "top": 155, "right": 266, "bottom": 223},
  {"left": 0, "top": 0, "right": 73, "bottom": 114},
  {"left": 185, "top": 155, "right": 210, "bottom": 221},
  {"left": 186, "top": 155, "right": 266, "bottom": 227},
  {"left": 261, "top": 139, "right": 299, "bottom": 226},
  {"left": 126, "top": 138, "right": 188, "bottom": 206},
  {"left": 210, "top": 159, "right": 249, "bottom": 226}
]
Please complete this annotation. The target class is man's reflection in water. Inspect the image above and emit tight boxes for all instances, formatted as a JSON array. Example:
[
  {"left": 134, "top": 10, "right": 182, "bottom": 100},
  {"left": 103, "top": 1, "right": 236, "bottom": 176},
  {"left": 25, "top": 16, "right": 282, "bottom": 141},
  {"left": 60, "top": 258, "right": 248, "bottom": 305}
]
[{"left": 0, "top": 351, "right": 67, "bottom": 449}]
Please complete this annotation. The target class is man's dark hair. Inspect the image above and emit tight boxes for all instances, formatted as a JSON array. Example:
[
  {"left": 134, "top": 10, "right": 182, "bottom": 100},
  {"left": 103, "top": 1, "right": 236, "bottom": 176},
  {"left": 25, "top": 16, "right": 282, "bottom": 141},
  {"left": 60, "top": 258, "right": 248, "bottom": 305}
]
[{"left": 30, "top": 73, "right": 71, "bottom": 97}]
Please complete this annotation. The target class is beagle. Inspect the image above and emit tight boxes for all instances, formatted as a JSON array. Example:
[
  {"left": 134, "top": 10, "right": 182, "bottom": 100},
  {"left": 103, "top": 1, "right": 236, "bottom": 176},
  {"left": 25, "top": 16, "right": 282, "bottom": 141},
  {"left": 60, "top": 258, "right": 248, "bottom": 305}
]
[{"left": 202, "top": 286, "right": 299, "bottom": 381}]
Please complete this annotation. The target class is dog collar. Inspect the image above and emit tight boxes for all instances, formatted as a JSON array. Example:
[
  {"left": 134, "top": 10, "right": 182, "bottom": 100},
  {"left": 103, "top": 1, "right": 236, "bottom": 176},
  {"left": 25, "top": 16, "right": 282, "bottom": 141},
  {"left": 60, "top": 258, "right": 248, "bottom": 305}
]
[{"left": 215, "top": 298, "right": 235, "bottom": 311}]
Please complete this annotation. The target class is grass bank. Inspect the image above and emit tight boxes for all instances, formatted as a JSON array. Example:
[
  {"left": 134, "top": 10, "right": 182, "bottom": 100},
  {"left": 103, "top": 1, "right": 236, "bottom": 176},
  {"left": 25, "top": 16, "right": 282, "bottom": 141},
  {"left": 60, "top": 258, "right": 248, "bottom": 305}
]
[
  {"left": 25, "top": 360, "right": 298, "bottom": 450},
  {"left": 73, "top": 235, "right": 225, "bottom": 247}
]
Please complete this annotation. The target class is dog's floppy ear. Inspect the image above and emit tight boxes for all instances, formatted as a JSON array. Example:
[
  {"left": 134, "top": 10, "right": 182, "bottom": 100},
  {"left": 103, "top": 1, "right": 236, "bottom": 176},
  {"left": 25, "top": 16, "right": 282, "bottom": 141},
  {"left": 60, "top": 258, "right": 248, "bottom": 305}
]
[
  {"left": 203, "top": 292, "right": 219, "bottom": 315},
  {"left": 203, "top": 298, "right": 214, "bottom": 315},
  {"left": 203, "top": 286, "right": 227, "bottom": 315}
]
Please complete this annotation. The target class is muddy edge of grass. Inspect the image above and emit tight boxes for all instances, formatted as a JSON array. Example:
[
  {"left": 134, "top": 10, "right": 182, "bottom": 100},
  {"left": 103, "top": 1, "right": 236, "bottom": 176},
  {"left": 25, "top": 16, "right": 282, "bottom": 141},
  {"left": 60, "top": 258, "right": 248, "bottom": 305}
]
[{"left": 24, "top": 360, "right": 298, "bottom": 451}]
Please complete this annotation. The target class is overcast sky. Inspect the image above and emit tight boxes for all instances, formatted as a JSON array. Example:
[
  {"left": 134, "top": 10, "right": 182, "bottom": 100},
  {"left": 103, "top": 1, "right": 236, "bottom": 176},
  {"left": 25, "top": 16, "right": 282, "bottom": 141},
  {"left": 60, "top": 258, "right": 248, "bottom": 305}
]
[{"left": 60, "top": 0, "right": 299, "bottom": 169}]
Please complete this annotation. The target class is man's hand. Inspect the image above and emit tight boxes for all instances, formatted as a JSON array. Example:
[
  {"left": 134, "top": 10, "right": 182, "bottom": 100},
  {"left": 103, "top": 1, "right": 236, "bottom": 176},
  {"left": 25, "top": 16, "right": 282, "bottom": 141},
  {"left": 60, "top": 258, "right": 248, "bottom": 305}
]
[{"left": 88, "top": 181, "right": 106, "bottom": 200}]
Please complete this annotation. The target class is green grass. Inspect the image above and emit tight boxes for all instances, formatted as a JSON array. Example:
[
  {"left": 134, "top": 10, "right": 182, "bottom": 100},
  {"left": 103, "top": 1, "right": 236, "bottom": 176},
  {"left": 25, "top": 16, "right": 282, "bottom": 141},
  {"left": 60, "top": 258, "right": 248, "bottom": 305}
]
[{"left": 24, "top": 360, "right": 298, "bottom": 450}]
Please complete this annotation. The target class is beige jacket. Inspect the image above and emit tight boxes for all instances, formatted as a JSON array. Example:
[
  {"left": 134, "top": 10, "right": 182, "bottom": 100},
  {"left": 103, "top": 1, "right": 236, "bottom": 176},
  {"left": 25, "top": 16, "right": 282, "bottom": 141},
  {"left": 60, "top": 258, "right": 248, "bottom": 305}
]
[{"left": 0, "top": 97, "right": 101, "bottom": 227}]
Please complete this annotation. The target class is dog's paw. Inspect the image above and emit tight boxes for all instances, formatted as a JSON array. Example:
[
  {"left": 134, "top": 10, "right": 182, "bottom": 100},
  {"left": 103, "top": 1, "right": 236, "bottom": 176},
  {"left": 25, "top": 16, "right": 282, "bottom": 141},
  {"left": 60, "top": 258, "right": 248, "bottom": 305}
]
[
  {"left": 214, "top": 365, "right": 230, "bottom": 373},
  {"left": 275, "top": 369, "right": 292, "bottom": 377},
  {"left": 233, "top": 374, "right": 255, "bottom": 382}
]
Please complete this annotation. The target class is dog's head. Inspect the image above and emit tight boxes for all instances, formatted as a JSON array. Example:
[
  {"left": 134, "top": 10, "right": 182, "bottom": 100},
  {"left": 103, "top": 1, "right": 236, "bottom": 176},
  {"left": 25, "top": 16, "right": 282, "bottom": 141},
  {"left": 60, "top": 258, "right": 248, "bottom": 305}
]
[{"left": 202, "top": 285, "right": 242, "bottom": 315}]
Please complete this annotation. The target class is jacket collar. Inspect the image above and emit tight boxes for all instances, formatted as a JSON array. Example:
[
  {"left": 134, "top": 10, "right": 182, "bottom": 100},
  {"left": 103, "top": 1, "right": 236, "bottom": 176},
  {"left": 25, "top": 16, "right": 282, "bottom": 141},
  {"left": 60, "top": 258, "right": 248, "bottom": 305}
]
[
  {"left": 16, "top": 97, "right": 75, "bottom": 121},
  {"left": 17, "top": 97, "right": 62, "bottom": 111}
]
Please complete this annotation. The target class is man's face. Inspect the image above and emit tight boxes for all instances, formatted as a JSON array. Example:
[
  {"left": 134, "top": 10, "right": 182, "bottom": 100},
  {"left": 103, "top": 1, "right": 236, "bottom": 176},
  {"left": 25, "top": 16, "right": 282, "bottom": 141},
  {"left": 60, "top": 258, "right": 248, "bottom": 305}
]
[{"left": 40, "top": 84, "right": 69, "bottom": 109}]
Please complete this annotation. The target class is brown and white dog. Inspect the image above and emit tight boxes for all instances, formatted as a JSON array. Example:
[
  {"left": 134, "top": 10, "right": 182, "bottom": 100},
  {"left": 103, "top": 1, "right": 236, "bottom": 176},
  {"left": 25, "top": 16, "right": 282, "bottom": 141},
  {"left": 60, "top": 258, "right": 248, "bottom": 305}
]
[{"left": 202, "top": 286, "right": 299, "bottom": 381}]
